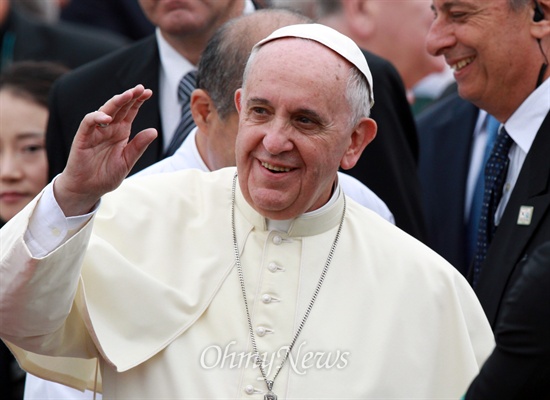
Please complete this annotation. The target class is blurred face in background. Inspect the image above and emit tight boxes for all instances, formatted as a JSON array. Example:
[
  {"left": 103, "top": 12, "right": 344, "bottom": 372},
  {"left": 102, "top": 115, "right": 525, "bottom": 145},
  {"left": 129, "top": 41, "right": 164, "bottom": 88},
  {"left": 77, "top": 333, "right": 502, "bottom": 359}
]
[
  {"left": 138, "top": 0, "right": 244, "bottom": 36},
  {"left": 365, "top": 0, "right": 447, "bottom": 89},
  {"left": 0, "top": 90, "right": 48, "bottom": 221}
]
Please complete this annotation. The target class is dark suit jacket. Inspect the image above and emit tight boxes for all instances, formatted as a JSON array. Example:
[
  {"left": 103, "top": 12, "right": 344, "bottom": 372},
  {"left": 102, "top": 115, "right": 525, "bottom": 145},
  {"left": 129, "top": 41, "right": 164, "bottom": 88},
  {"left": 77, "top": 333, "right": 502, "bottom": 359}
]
[
  {"left": 346, "top": 50, "right": 427, "bottom": 243},
  {"left": 475, "top": 111, "right": 550, "bottom": 328},
  {"left": 416, "top": 93, "right": 479, "bottom": 274},
  {"left": 1, "top": 6, "right": 128, "bottom": 71},
  {"left": 466, "top": 241, "right": 550, "bottom": 399},
  {"left": 60, "top": 0, "right": 155, "bottom": 41},
  {"left": 46, "top": 35, "right": 163, "bottom": 179}
]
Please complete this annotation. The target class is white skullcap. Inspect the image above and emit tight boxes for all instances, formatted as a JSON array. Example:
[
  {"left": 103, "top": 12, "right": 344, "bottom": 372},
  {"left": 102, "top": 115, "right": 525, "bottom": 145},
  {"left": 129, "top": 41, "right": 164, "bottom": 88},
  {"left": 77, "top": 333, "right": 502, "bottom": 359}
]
[{"left": 253, "top": 23, "right": 374, "bottom": 105}]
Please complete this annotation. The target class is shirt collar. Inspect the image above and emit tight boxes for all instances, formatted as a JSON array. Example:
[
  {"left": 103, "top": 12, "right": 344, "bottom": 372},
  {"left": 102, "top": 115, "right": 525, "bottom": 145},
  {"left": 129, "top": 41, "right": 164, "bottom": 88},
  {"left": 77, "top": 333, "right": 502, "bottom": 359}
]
[
  {"left": 155, "top": 28, "right": 196, "bottom": 94},
  {"left": 505, "top": 77, "right": 550, "bottom": 154}
]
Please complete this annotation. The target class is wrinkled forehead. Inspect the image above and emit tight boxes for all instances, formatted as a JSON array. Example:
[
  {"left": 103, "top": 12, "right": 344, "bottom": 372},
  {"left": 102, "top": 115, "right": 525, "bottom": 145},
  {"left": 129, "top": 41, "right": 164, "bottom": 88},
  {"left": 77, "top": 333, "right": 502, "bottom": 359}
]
[{"left": 252, "top": 23, "right": 374, "bottom": 105}]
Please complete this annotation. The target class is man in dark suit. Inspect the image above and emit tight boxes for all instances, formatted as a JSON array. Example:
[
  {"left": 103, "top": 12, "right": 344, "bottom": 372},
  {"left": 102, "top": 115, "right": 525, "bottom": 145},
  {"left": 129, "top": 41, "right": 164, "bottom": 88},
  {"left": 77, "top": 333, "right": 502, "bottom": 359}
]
[
  {"left": 428, "top": 0, "right": 550, "bottom": 328},
  {"left": 417, "top": 93, "right": 480, "bottom": 275},
  {"left": 0, "top": 0, "right": 128, "bottom": 72},
  {"left": 46, "top": 0, "right": 262, "bottom": 181}
]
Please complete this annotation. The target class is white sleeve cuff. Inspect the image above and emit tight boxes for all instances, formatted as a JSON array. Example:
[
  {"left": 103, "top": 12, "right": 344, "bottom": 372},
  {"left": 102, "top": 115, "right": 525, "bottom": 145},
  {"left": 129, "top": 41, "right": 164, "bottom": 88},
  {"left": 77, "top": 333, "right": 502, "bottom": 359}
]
[{"left": 24, "top": 180, "right": 98, "bottom": 257}]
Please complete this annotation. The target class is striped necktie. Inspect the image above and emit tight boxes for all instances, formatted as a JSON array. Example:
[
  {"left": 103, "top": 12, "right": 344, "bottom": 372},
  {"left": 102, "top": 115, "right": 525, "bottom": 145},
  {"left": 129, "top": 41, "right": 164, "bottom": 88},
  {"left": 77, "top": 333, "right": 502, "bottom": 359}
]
[
  {"left": 471, "top": 126, "right": 514, "bottom": 287},
  {"left": 164, "top": 70, "right": 197, "bottom": 157}
]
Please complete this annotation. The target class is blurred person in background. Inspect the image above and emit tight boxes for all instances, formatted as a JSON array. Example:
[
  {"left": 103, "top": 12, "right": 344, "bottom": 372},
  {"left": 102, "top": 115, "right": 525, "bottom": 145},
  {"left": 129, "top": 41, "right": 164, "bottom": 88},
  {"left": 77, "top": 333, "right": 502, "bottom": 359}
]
[
  {"left": 0, "top": 0, "right": 127, "bottom": 72},
  {"left": 0, "top": 60, "right": 68, "bottom": 400}
]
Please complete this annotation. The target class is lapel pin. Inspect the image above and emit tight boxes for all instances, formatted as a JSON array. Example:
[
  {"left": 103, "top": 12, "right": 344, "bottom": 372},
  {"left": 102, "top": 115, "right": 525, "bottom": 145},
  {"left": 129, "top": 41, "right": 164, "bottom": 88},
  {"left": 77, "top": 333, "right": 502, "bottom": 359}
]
[{"left": 517, "top": 205, "right": 534, "bottom": 225}]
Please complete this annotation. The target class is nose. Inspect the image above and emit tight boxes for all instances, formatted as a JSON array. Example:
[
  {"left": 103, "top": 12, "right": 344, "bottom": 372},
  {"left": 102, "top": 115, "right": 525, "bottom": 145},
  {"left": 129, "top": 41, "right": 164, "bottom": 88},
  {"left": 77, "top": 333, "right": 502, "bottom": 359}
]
[
  {"left": 426, "top": 15, "right": 455, "bottom": 58},
  {"left": 262, "top": 119, "right": 294, "bottom": 155},
  {"left": 0, "top": 152, "right": 23, "bottom": 181}
]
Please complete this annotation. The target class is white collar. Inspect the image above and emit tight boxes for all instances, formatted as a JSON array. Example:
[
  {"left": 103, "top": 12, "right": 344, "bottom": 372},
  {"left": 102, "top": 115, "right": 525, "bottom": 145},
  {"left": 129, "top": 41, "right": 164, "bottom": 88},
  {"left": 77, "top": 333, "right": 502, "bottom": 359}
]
[{"left": 505, "top": 77, "right": 550, "bottom": 154}]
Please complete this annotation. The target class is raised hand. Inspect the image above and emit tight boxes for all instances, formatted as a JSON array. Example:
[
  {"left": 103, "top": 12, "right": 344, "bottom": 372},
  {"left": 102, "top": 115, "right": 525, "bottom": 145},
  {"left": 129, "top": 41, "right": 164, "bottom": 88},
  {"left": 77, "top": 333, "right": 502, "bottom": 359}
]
[{"left": 54, "top": 85, "right": 157, "bottom": 216}]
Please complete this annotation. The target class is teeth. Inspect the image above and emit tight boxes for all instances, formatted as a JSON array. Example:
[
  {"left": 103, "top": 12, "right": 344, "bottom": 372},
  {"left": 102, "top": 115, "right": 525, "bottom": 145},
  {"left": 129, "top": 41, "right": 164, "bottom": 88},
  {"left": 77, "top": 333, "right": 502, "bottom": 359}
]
[
  {"left": 262, "top": 162, "right": 290, "bottom": 172},
  {"left": 451, "top": 56, "right": 475, "bottom": 71}
]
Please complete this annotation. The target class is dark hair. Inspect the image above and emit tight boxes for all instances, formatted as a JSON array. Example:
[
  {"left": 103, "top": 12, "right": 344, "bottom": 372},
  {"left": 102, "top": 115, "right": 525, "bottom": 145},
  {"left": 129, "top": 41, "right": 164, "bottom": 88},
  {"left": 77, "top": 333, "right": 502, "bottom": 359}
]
[
  {"left": 196, "top": 9, "right": 311, "bottom": 120},
  {"left": 0, "top": 61, "right": 69, "bottom": 108}
]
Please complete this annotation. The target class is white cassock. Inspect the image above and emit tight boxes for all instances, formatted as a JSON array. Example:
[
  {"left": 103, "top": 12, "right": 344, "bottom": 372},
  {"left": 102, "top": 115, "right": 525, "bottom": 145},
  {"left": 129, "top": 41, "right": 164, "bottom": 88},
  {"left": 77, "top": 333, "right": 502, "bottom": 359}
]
[{"left": 1, "top": 167, "right": 494, "bottom": 399}]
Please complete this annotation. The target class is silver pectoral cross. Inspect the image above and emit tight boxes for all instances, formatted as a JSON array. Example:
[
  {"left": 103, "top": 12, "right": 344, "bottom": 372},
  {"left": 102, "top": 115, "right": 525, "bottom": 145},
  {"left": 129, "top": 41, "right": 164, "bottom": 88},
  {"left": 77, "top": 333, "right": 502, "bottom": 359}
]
[
  {"left": 264, "top": 380, "right": 277, "bottom": 400},
  {"left": 264, "top": 392, "right": 277, "bottom": 400}
]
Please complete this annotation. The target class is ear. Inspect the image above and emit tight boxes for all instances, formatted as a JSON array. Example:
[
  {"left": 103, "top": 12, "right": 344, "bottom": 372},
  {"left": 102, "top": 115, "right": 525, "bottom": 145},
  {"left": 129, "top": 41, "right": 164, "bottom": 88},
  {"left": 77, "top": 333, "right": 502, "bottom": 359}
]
[
  {"left": 340, "top": 118, "right": 377, "bottom": 170},
  {"left": 190, "top": 89, "right": 213, "bottom": 134},
  {"left": 531, "top": 0, "right": 550, "bottom": 40},
  {"left": 235, "top": 88, "right": 243, "bottom": 115},
  {"left": 342, "top": 0, "right": 376, "bottom": 41}
]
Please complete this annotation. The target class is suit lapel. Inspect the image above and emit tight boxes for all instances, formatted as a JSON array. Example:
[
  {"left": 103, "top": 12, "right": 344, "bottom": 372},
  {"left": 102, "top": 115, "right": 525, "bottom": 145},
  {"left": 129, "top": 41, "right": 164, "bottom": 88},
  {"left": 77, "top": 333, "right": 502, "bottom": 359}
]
[{"left": 476, "top": 111, "right": 550, "bottom": 326}]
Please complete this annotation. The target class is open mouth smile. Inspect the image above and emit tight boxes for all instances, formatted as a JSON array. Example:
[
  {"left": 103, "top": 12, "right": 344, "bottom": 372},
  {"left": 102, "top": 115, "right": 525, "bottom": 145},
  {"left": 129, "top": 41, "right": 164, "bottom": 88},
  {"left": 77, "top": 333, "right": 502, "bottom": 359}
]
[
  {"left": 451, "top": 56, "right": 475, "bottom": 72},
  {"left": 261, "top": 161, "right": 291, "bottom": 173}
]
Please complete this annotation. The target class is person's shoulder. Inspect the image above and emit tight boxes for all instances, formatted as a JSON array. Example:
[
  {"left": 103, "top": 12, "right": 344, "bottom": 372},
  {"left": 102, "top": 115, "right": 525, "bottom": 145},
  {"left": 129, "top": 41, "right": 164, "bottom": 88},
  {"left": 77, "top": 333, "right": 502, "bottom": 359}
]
[
  {"left": 360, "top": 48, "right": 401, "bottom": 81},
  {"left": 13, "top": 7, "right": 128, "bottom": 50},
  {"left": 346, "top": 198, "right": 454, "bottom": 267},
  {"left": 120, "top": 167, "right": 235, "bottom": 195},
  {"left": 338, "top": 172, "right": 394, "bottom": 223},
  {"left": 51, "top": 35, "right": 157, "bottom": 94},
  {"left": 416, "top": 92, "right": 477, "bottom": 128}
]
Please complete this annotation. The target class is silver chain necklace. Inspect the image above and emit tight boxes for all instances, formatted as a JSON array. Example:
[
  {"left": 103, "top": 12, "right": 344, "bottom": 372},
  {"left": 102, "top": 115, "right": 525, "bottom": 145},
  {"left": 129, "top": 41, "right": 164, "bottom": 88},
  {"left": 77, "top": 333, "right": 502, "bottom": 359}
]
[{"left": 231, "top": 173, "right": 346, "bottom": 399}]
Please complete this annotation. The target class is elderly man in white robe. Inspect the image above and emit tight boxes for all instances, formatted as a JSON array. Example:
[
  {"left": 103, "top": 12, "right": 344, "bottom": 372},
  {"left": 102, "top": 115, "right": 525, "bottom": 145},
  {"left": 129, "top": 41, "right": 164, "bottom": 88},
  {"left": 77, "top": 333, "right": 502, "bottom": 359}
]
[{"left": 0, "top": 24, "right": 494, "bottom": 399}]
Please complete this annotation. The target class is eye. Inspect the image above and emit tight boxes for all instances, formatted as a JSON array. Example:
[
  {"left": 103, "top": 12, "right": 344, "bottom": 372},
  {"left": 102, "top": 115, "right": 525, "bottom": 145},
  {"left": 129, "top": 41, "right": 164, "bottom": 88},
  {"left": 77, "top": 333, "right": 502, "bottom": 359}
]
[
  {"left": 251, "top": 106, "right": 268, "bottom": 115},
  {"left": 296, "top": 116, "right": 313, "bottom": 125},
  {"left": 450, "top": 11, "right": 468, "bottom": 20},
  {"left": 22, "top": 144, "right": 45, "bottom": 154}
]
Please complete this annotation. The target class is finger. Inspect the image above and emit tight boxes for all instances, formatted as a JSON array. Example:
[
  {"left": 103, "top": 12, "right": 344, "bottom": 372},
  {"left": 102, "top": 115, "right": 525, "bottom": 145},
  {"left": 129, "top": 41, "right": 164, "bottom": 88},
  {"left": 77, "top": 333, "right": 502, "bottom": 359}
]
[
  {"left": 77, "top": 111, "right": 114, "bottom": 139},
  {"left": 98, "top": 85, "right": 145, "bottom": 123},
  {"left": 121, "top": 89, "right": 153, "bottom": 126},
  {"left": 123, "top": 128, "right": 158, "bottom": 169},
  {"left": 109, "top": 86, "right": 152, "bottom": 126}
]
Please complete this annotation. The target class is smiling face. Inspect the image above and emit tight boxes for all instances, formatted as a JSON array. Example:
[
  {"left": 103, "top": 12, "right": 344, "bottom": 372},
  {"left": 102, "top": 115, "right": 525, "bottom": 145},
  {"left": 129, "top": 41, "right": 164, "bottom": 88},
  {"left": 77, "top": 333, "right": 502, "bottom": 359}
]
[
  {"left": 427, "top": 0, "right": 541, "bottom": 120},
  {"left": 234, "top": 38, "right": 375, "bottom": 220},
  {"left": 0, "top": 90, "right": 48, "bottom": 222}
]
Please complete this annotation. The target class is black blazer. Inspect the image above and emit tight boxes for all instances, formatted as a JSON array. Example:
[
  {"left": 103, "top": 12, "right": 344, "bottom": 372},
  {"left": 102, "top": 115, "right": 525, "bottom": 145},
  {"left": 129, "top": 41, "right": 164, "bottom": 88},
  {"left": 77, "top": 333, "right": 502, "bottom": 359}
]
[
  {"left": 416, "top": 93, "right": 479, "bottom": 274},
  {"left": 46, "top": 35, "right": 163, "bottom": 179},
  {"left": 475, "top": 111, "right": 550, "bottom": 327},
  {"left": 1, "top": 6, "right": 127, "bottom": 71},
  {"left": 346, "top": 50, "right": 427, "bottom": 243},
  {"left": 466, "top": 241, "right": 550, "bottom": 399}
]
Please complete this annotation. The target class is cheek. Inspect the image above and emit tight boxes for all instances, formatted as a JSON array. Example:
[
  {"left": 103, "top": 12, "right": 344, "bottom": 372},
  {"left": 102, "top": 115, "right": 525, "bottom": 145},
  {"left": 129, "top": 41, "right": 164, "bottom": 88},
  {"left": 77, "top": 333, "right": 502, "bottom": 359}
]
[{"left": 26, "top": 156, "right": 49, "bottom": 194}]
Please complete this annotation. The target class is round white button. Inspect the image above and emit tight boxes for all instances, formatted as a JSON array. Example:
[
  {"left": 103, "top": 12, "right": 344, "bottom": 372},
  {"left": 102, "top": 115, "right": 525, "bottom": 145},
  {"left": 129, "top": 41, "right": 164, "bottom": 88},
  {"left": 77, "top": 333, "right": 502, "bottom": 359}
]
[
  {"left": 273, "top": 235, "right": 282, "bottom": 245},
  {"left": 256, "top": 327, "right": 267, "bottom": 337},
  {"left": 268, "top": 262, "right": 280, "bottom": 272},
  {"left": 262, "top": 294, "right": 272, "bottom": 303},
  {"left": 244, "top": 385, "right": 255, "bottom": 395}
]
